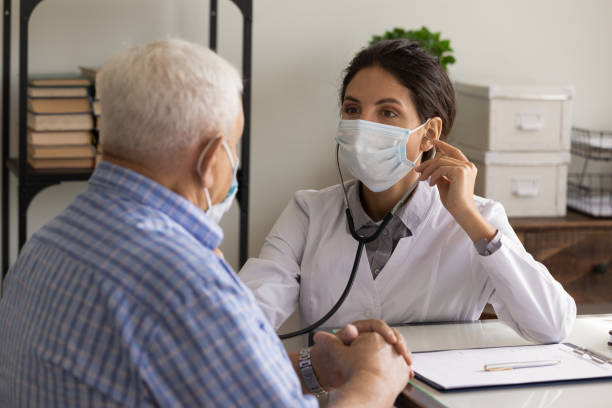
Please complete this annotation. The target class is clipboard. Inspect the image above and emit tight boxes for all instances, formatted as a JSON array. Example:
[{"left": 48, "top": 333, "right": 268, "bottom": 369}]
[{"left": 413, "top": 343, "right": 612, "bottom": 391}]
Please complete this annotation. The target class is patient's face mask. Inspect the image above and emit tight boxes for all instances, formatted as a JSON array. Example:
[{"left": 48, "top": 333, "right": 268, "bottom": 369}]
[
  {"left": 335, "top": 119, "right": 428, "bottom": 192},
  {"left": 196, "top": 137, "right": 239, "bottom": 224}
]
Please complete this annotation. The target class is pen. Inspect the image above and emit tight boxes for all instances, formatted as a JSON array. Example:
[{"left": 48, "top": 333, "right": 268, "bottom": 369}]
[{"left": 484, "top": 360, "right": 560, "bottom": 372}]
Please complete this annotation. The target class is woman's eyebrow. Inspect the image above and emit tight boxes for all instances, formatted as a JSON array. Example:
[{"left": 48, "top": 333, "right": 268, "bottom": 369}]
[
  {"left": 343, "top": 96, "right": 403, "bottom": 106},
  {"left": 375, "top": 97, "right": 402, "bottom": 106}
]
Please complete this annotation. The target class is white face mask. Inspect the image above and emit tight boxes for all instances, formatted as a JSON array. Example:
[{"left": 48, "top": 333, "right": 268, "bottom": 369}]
[
  {"left": 196, "top": 137, "right": 239, "bottom": 224},
  {"left": 335, "top": 119, "right": 428, "bottom": 192}
]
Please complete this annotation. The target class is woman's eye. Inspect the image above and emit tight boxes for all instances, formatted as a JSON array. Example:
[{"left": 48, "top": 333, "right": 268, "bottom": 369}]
[
  {"left": 382, "top": 110, "right": 398, "bottom": 118},
  {"left": 343, "top": 105, "right": 359, "bottom": 115}
]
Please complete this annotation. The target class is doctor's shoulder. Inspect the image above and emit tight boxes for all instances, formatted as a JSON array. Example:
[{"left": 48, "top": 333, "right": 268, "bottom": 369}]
[{"left": 290, "top": 182, "right": 350, "bottom": 218}]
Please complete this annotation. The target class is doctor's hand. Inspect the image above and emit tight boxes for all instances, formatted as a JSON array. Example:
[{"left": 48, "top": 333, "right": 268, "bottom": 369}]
[
  {"left": 313, "top": 331, "right": 411, "bottom": 407},
  {"left": 414, "top": 140, "right": 497, "bottom": 243},
  {"left": 414, "top": 139, "right": 477, "bottom": 217}
]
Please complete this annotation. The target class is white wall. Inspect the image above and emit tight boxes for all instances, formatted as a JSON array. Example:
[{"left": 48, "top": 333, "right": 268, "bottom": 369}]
[
  {"left": 2, "top": 0, "right": 611, "bottom": 298},
  {"left": 252, "top": 0, "right": 612, "bottom": 263}
]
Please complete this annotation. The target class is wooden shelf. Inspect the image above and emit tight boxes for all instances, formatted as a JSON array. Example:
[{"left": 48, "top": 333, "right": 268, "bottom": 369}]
[
  {"left": 510, "top": 210, "right": 612, "bottom": 305},
  {"left": 7, "top": 158, "right": 93, "bottom": 182},
  {"left": 510, "top": 210, "right": 612, "bottom": 231}
]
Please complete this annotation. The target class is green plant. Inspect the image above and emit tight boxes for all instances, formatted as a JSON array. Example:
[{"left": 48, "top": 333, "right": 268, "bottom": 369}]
[{"left": 370, "top": 26, "right": 456, "bottom": 72}]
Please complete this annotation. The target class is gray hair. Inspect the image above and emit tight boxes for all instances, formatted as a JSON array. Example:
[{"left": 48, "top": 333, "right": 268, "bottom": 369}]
[{"left": 98, "top": 38, "right": 243, "bottom": 163}]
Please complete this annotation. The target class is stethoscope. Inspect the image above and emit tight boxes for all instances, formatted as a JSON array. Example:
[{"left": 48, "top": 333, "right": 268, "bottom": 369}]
[{"left": 278, "top": 144, "right": 429, "bottom": 339}]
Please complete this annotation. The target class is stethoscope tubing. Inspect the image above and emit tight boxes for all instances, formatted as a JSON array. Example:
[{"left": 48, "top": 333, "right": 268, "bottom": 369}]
[
  {"left": 277, "top": 146, "right": 414, "bottom": 339},
  {"left": 278, "top": 239, "right": 365, "bottom": 340}
]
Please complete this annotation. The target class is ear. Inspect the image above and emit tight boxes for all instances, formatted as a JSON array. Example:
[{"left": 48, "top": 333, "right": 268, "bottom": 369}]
[
  {"left": 197, "top": 137, "right": 223, "bottom": 190},
  {"left": 420, "top": 117, "right": 443, "bottom": 153}
]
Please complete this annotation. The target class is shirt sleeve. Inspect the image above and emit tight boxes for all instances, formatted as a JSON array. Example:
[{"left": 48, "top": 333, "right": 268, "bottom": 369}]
[
  {"left": 477, "top": 201, "right": 577, "bottom": 343},
  {"left": 137, "top": 258, "right": 317, "bottom": 408},
  {"left": 239, "top": 193, "right": 310, "bottom": 330},
  {"left": 474, "top": 229, "right": 502, "bottom": 256}
]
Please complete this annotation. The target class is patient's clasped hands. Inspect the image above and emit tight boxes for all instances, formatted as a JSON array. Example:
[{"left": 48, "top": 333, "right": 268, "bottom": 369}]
[{"left": 310, "top": 319, "right": 413, "bottom": 406}]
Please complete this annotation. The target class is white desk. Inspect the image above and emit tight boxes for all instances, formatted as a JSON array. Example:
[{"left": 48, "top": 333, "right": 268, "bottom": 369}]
[{"left": 396, "top": 314, "right": 612, "bottom": 408}]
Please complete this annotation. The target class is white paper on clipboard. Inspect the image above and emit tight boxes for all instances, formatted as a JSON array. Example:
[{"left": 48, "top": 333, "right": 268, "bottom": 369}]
[{"left": 412, "top": 343, "right": 612, "bottom": 391}]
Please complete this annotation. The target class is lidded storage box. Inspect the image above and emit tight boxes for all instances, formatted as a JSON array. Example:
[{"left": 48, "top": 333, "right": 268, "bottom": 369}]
[
  {"left": 451, "top": 82, "right": 574, "bottom": 217},
  {"left": 452, "top": 82, "right": 574, "bottom": 152},
  {"left": 458, "top": 146, "right": 570, "bottom": 217}
]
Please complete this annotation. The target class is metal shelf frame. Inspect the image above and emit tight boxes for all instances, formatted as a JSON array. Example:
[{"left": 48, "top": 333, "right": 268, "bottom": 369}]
[{"left": 1, "top": 0, "right": 253, "bottom": 278}]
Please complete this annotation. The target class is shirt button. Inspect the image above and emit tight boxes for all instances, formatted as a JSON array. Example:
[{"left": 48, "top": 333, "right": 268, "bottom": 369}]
[
  {"left": 383, "top": 229, "right": 389, "bottom": 236},
  {"left": 374, "top": 268, "right": 381, "bottom": 275}
]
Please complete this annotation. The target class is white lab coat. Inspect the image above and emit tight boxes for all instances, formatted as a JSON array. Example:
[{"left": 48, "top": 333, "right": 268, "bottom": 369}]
[{"left": 240, "top": 180, "right": 576, "bottom": 343}]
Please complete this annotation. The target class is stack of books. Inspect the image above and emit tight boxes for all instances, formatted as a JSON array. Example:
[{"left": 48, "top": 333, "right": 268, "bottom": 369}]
[
  {"left": 80, "top": 66, "right": 103, "bottom": 166},
  {"left": 27, "top": 76, "right": 96, "bottom": 169}
]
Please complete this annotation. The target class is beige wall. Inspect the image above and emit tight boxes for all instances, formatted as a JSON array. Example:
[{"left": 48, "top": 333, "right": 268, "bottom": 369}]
[{"left": 2, "top": 0, "right": 611, "bottom": 290}]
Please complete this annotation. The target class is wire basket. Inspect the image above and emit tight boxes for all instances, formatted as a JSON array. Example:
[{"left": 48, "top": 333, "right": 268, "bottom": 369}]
[
  {"left": 571, "top": 127, "right": 612, "bottom": 160},
  {"left": 567, "top": 173, "right": 612, "bottom": 217}
]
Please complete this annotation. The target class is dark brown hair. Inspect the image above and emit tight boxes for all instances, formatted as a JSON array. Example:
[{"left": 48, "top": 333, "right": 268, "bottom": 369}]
[{"left": 340, "top": 39, "right": 456, "bottom": 160}]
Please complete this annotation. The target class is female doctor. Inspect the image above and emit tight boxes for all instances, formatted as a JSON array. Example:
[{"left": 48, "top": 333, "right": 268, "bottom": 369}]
[{"left": 240, "top": 39, "right": 576, "bottom": 343}]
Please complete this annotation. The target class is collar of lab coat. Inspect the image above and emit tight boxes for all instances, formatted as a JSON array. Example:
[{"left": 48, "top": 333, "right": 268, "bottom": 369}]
[{"left": 346, "top": 179, "right": 436, "bottom": 234}]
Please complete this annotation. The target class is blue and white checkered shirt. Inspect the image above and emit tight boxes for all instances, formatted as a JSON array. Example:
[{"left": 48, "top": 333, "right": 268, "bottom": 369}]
[{"left": 0, "top": 161, "right": 316, "bottom": 407}]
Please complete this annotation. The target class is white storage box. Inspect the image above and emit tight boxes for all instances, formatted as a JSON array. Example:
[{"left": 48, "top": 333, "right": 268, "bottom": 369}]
[
  {"left": 459, "top": 144, "right": 570, "bottom": 217},
  {"left": 451, "top": 82, "right": 574, "bottom": 152}
]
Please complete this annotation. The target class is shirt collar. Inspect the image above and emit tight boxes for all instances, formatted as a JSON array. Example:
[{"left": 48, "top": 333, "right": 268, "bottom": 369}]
[
  {"left": 346, "top": 180, "right": 435, "bottom": 233},
  {"left": 88, "top": 161, "right": 223, "bottom": 249}
]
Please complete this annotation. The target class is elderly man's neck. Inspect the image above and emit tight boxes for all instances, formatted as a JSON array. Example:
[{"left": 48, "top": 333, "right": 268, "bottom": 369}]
[
  {"left": 102, "top": 152, "right": 161, "bottom": 180},
  {"left": 101, "top": 152, "right": 201, "bottom": 206}
]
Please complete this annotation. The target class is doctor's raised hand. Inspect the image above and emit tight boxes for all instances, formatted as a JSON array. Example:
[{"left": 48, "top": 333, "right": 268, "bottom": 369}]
[{"left": 414, "top": 140, "right": 498, "bottom": 244}]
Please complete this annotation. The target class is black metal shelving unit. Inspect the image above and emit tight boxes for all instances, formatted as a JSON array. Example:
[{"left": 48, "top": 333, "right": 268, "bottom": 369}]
[
  {"left": 211, "top": 0, "right": 253, "bottom": 270},
  {"left": 1, "top": 0, "right": 253, "bottom": 279}
]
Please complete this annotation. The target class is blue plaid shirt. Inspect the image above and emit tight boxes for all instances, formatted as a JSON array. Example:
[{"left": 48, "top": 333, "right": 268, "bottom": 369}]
[{"left": 0, "top": 161, "right": 316, "bottom": 408}]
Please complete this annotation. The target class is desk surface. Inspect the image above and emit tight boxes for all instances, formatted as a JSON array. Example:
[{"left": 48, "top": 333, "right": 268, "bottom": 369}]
[{"left": 396, "top": 315, "right": 612, "bottom": 408}]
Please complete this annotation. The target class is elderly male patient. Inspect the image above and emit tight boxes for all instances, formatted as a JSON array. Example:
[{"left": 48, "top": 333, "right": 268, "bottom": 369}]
[{"left": 0, "top": 39, "right": 412, "bottom": 407}]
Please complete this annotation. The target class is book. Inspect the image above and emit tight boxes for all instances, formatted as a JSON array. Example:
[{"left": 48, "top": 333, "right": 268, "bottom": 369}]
[
  {"left": 27, "top": 112, "right": 94, "bottom": 131},
  {"left": 79, "top": 67, "right": 101, "bottom": 97},
  {"left": 29, "top": 77, "right": 91, "bottom": 87},
  {"left": 27, "top": 157, "right": 94, "bottom": 169},
  {"left": 79, "top": 66, "right": 101, "bottom": 82},
  {"left": 27, "top": 129, "right": 93, "bottom": 145},
  {"left": 93, "top": 99, "right": 101, "bottom": 116},
  {"left": 27, "top": 144, "right": 95, "bottom": 159},
  {"left": 27, "top": 97, "right": 92, "bottom": 114},
  {"left": 28, "top": 86, "right": 89, "bottom": 98}
]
